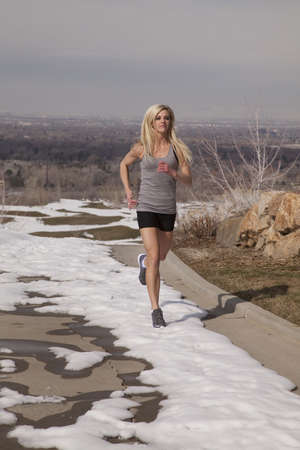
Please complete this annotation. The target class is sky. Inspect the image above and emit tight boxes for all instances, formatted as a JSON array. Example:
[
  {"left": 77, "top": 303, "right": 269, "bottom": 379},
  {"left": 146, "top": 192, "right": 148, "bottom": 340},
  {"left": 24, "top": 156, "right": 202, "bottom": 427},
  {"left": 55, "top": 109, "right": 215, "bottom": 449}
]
[
  {"left": 1, "top": 0, "right": 300, "bottom": 121},
  {"left": 1, "top": 199, "right": 300, "bottom": 449}
]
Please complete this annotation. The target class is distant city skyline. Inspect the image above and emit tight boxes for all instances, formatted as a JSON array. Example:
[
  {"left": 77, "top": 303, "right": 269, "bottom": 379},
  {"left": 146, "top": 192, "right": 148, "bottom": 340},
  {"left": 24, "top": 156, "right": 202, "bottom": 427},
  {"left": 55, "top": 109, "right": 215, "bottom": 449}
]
[{"left": 1, "top": 0, "right": 300, "bottom": 121}]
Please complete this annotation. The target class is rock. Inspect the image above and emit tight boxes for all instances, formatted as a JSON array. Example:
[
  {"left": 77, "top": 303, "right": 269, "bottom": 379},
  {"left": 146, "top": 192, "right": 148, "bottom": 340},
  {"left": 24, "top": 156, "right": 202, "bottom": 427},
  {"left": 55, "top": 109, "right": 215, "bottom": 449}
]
[
  {"left": 264, "top": 224, "right": 281, "bottom": 243},
  {"left": 267, "top": 192, "right": 285, "bottom": 217},
  {"left": 256, "top": 233, "right": 265, "bottom": 250},
  {"left": 263, "top": 242, "right": 276, "bottom": 258},
  {"left": 239, "top": 205, "right": 259, "bottom": 236},
  {"left": 264, "top": 229, "right": 300, "bottom": 259},
  {"left": 274, "top": 193, "right": 300, "bottom": 234},
  {"left": 217, "top": 190, "right": 300, "bottom": 259},
  {"left": 246, "top": 237, "right": 256, "bottom": 248},
  {"left": 258, "top": 191, "right": 281, "bottom": 216},
  {"left": 216, "top": 215, "right": 244, "bottom": 247},
  {"left": 257, "top": 215, "right": 271, "bottom": 233}
]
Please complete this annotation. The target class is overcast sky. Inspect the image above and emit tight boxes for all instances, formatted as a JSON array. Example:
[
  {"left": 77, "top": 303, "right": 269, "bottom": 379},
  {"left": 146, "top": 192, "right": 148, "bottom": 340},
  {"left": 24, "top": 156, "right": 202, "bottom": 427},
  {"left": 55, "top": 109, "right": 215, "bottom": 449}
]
[{"left": 1, "top": 0, "right": 300, "bottom": 120}]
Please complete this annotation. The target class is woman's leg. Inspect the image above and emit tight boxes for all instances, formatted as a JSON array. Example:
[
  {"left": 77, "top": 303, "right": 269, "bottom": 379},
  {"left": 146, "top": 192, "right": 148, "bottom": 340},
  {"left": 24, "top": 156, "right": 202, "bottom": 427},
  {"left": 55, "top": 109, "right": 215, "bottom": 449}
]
[
  {"left": 158, "top": 230, "right": 173, "bottom": 261},
  {"left": 140, "top": 227, "right": 161, "bottom": 310},
  {"left": 140, "top": 228, "right": 173, "bottom": 309}
]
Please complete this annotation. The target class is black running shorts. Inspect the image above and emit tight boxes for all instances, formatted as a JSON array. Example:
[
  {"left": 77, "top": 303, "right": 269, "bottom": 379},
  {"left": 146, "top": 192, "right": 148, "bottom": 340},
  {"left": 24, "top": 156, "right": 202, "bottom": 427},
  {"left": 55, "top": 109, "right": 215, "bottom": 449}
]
[{"left": 137, "top": 211, "right": 176, "bottom": 232}]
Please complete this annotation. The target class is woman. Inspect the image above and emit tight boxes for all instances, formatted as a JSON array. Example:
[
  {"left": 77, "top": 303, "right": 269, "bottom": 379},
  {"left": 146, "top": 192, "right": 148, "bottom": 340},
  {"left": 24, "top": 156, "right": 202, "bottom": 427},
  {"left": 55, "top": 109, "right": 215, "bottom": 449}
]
[{"left": 120, "top": 104, "right": 192, "bottom": 328}]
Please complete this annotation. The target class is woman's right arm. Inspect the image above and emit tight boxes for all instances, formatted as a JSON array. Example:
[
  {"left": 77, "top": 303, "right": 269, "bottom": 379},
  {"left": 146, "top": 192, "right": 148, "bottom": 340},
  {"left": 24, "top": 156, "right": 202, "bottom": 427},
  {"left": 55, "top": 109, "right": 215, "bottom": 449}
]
[{"left": 120, "top": 143, "right": 142, "bottom": 208}]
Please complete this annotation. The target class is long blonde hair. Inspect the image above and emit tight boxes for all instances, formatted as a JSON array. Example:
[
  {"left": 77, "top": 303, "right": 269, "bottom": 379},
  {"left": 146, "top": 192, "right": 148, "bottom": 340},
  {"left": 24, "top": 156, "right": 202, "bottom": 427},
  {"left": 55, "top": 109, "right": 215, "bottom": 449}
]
[{"left": 140, "top": 104, "right": 192, "bottom": 165}]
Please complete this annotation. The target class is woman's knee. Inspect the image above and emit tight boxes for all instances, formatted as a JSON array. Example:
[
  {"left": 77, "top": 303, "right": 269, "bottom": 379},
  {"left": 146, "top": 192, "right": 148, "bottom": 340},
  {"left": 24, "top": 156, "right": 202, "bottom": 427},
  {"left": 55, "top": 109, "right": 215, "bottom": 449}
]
[
  {"left": 158, "top": 231, "right": 173, "bottom": 261},
  {"left": 146, "top": 252, "right": 160, "bottom": 268},
  {"left": 159, "top": 251, "right": 168, "bottom": 261}
]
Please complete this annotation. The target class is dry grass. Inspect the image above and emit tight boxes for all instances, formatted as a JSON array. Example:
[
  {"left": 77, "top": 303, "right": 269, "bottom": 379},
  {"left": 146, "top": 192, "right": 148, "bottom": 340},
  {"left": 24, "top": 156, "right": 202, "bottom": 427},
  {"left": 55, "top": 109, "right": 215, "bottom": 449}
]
[
  {"left": 6, "top": 187, "right": 61, "bottom": 207},
  {"left": 173, "top": 236, "right": 300, "bottom": 326},
  {"left": 3, "top": 161, "right": 120, "bottom": 206}
]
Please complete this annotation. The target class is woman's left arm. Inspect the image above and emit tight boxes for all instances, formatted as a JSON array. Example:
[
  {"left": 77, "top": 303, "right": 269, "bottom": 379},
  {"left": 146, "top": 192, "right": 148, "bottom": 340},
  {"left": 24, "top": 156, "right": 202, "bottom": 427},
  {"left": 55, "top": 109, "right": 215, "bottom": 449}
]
[{"left": 176, "top": 161, "right": 192, "bottom": 186}]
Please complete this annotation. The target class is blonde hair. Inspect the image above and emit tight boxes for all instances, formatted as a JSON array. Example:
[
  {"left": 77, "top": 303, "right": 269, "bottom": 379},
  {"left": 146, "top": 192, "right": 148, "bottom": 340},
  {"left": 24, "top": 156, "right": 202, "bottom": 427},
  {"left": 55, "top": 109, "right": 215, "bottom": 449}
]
[{"left": 140, "top": 104, "right": 192, "bottom": 165}]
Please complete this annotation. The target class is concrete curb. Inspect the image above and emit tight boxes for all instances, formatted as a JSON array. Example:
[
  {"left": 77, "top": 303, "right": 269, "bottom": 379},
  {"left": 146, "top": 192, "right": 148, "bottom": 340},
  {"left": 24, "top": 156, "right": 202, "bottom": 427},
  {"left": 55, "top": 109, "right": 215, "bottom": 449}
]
[
  {"left": 111, "top": 243, "right": 300, "bottom": 344},
  {"left": 167, "top": 250, "right": 300, "bottom": 343},
  {"left": 111, "top": 243, "right": 300, "bottom": 390}
]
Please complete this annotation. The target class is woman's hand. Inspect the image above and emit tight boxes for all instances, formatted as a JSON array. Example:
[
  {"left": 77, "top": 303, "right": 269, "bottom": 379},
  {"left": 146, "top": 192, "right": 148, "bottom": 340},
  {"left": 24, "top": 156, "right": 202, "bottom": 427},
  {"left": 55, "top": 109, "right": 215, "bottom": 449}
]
[
  {"left": 157, "top": 161, "right": 177, "bottom": 179},
  {"left": 158, "top": 161, "right": 192, "bottom": 185},
  {"left": 126, "top": 190, "right": 137, "bottom": 209}
]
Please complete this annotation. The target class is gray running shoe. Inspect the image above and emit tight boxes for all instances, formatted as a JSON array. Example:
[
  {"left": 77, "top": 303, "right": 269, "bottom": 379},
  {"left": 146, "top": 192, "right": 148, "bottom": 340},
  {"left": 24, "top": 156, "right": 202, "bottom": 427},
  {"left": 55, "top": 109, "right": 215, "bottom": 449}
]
[
  {"left": 137, "top": 253, "right": 146, "bottom": 285},
  {"left": 152, "top": 308, "right": 166, "bottom": 328}
]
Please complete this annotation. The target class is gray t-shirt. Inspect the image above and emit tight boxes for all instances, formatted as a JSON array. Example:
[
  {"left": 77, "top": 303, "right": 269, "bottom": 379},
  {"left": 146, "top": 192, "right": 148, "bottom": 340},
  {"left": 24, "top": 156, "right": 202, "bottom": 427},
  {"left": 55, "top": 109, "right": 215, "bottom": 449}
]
[{"left": 137, "top": 145, "right": 178, "bottom": 214}]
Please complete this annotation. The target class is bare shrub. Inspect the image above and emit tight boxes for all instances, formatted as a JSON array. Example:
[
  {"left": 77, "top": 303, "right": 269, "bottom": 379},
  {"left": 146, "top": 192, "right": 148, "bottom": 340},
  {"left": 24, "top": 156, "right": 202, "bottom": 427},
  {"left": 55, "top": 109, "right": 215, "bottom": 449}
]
[
  {"left": 186, "top": 214, "right": 217, "bottom": 239},
  {"left": 177, "top": 209, "right": 218, "bottom": 244},
  {"left": 197, "top": 114, "right": 298, "bottom": 216},
  {"left": 98, "top": 183, "right": 124, "bottom": 206},
  {"left": 10, "top": 187, "right": 61, "bottom": 206}
]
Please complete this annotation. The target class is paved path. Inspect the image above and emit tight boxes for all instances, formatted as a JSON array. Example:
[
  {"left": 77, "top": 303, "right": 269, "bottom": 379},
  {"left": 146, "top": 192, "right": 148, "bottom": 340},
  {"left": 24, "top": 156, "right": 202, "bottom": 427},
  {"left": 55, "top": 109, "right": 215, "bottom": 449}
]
[
  {"left": 111, "top": 244, "right": 300, "bottom": 395},
  {"left": 0, "top": 305, "right": 159, "bottom": 449}
]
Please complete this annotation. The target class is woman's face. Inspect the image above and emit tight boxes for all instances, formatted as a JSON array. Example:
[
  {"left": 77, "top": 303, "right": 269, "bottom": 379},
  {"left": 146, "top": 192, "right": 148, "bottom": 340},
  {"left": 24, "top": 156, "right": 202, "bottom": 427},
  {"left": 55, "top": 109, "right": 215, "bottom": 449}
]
[{"left": 152, "top": 109, "right": 171, "bottom": 134}]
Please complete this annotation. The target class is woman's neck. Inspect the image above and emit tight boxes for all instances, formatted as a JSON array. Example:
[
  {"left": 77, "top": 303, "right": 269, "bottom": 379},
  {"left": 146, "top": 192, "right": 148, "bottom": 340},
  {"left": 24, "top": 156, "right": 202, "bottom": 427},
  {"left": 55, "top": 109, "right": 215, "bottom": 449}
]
[{"left": 153, "top": 133, "right": 169, "bottom": 149}]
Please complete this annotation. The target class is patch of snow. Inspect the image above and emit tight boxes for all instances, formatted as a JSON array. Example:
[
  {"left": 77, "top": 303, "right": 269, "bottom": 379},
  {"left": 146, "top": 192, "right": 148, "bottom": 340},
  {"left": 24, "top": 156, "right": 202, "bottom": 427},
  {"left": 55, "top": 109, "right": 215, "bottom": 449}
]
[
  {"left": 49, "top": 347, "right": 110, "bottom": 371},
  {"left": 0, "top": 360, "right": 16, "bottom": 373},
  {"left": 0, "top": 199, "right": 300, "bottom": 449},
  {"left": 0, "top": 388, "right": 65, "bottom": 425}
]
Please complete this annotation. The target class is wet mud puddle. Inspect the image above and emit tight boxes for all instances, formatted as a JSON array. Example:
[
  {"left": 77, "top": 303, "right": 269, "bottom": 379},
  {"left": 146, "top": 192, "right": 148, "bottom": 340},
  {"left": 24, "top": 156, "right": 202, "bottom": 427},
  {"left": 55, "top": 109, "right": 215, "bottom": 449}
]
[{"left": 0, "top": 302, "right": 164, "bottom": 449}]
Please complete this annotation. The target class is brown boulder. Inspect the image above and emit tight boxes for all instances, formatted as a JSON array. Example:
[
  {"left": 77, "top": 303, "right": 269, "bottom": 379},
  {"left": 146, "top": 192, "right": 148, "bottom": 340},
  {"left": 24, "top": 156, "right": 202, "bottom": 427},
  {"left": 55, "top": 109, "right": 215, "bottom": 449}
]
[
  {"left": 264, "top": 229, "right": 300, "bottom": 259},
  {"left": 218, "top": 191, "right": 300, "bottom": 259},
  {"left": 258, "top": 191, "right": 282, "bottom": 216},
  {"left": 274, "top": 193, "right": 300, "bottom": 234},
  {"left": 238, "top": 202, "right": 271, "bottom": 248},
  {"left": 216, "top": 215, "right": 244, "bottom": 247},
  {"left": 268, "top": 192, "right": 285, "bottom": 217},
  {"left": 239, "top": 204, "right": 259, "bottom": 236},
  {"left": 264, "top": 224, "right": 281, "bottom": 244}
]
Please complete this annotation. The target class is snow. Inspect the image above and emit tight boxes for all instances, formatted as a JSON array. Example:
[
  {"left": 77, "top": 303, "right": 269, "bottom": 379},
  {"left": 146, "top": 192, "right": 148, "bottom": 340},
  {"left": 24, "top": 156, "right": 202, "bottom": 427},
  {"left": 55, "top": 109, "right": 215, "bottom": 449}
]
[
  {"left": 1, "top": 199, "right": 300, "bottom": 449},
  {"left": 0, "top": 359, "right": 16, "bottom": 373},
  {"left": 0, "top": 348, "right": 13, "bottom": 354},
  {"left": 49, "top": 347, "right": 110, "bottom": 371},
  {"left": 3, "top": 198, "right": 138, "bottom": 235},
  {"left": 9, "top": 397, "right": 145, "bottom": 449},
  {"left": 0, "top": 388, "right": 64, "bottom": 425}
]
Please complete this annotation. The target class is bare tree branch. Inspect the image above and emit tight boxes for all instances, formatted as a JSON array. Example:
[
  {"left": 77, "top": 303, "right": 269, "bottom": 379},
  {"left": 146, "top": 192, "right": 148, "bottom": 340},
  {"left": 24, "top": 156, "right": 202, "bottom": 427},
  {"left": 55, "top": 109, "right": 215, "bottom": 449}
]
[{"left": 197, "top": 115, "right": 299, "bottom": 216}]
